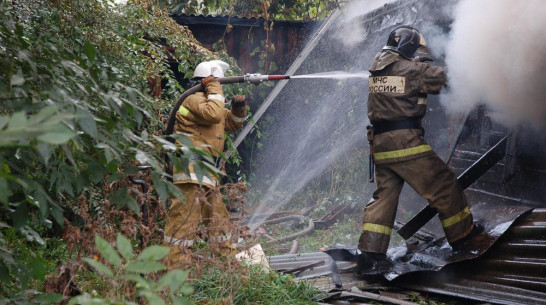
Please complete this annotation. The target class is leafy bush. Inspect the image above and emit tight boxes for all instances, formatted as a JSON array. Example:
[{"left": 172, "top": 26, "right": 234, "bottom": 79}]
[
  {"left": 70, "top": 234, "right": 194, "bottom": 305},
  {"left": 0, "top": 0, "right": 249, "bottom": 302}
]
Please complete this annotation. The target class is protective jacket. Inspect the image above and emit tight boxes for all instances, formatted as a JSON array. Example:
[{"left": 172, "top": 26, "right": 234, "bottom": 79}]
[
  {"left": 172, "top": 80, "right": 247, "bottom": 187},
  {"left": 368, "top": 50, "right": 446, "bottom": 164},
  {"left": 358, "top": 50, "right": 473, "bottom": 254}
]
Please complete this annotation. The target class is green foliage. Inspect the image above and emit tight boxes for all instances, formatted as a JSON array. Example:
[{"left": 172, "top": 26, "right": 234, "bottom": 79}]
[
  {"left": 192, "top": 264, "right": 324, "bottom": 304},
  {"left": 70, "top": 234, "right": 194, "bottom": 305},
  {"left": 0, "top": 230, "right": 68, "bottom": 304},
  {"left": 0, "top": 0, "right": 246, "bottom": 300},
  {"left": 169, "top": 0, "right": 341, "bottom": 21}
]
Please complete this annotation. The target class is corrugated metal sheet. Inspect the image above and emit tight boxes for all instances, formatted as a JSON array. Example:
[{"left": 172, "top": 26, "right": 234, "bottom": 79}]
[
  {"left": 397, "top": 208, "right": 546, "bottom": 305},
  {"left": 268, "top": 209, "right": 546, "bottom": 305},
  {"left": 170, "top": 14, "right": 263, "bottom": 26}
]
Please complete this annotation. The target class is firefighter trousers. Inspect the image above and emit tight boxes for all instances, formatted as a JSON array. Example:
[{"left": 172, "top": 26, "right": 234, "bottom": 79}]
[
  {"left": 164, "top": 183, "right": 233, "bottom": 268},
  {"left": 358, "top": 153, "right": 474, "bottom": 253}
]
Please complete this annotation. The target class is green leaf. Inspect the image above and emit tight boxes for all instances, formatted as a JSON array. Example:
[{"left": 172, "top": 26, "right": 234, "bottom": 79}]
[
  {"left": 106, "top": 173, "right": 124, "bottom": 183},
  {"left": 116, "top": 234, "right": 133, "bottom": 261},
  {"left": 95, "top": 236, "right": 122, "bottom": 267},
  {"left": 192, "top": 162, "right": 207, "bottom": 185},
  {"left": 86, "top": 161, "right": 106, "bottom": 184},
  {"left": 106, "top": 160, "right": 120, "bottom": 174},
  {"left": 13, "top": 202, "right": 28, "bottom": 230},
  {"left": 0, "top": 116, "right": 9, "bottom": 130},
  {"left": 124, "top": 261, "right": 165, "bottom": 274},
  {"left": 37, "top": 124, "right": 75, "bottom": 145},
  {"left": 83, "top": 41, "right": 97, "bottom": 61},
  {"left": 112, "top": 188, "right": 139, "bottom": 214},
  {"left": 171, "top": 134, "right": 195, "bottom": 148},
  {"left": 78, "top": 112, "right": 98, "bottom": 138},
  {"left": 32, "top": 187, "right": 49, "bottom": 218},
  {"left": 0, "top": 261, "right": 10, "bottom": 283},
  {"left": 144, "top": 293, "right": 166, "bottom": 305},
  {"left": 60, "top": 174, "right": 74, "bottom": 197},
  {"left": 158, "top": 270, "right": 189, "bottom": 291},
  {"left": 82, "top": 258, "right": 113, "bottom": 277},
  {"left": 126, "top": 197, "right": 139, "bottom": 214},
  {"left": 8, "top": 111, "right": 27, "bottom": 129},
  {"left": 37, "top": 143, "right": 53, "bottom": 165},
  {"left": 134, "top": 150, "right": 162, "bottom": 173},
  {"left": 179, "top": 283, "right": 194, "bottom": 296},
  {"left": 151, "top": 173, "right": 168, "bottom": 204},
  {"left": 32, "top": 292, "right": 65, "bottom": 304},
  {"left": 0, "top": 177, "right": 8, "bottom": 203},
  {"left": 27, "top": 256, "right": 47, "bottom": 280},
  {"left": 121, "top": 273, "right": 152, "bottom": 289},
  {"left": 10, "top": 69, "right": 25, "bottom": 86},
  {"left": 97, "top": 143, "right": 115, "bottom": 163},
  {"left": 21, "top": 226, "right": 46, "bottom": 246},
  {"left": 125, "top": 87, "right": 138, "bottom": 102},
  {"left": 50, "top": 204, "right": 64, "bottom": 226},
  {"left": 31, "top": 106, "right": 58, "bottom": 124},
  {"left": 166, "top": 182, "right": 185, "bottom": 203},
  {"left": 136, "top": 245, "right": 170, "bottom": 261}
]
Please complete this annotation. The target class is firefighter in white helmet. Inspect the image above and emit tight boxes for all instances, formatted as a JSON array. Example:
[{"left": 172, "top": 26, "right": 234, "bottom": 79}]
[{"left": 163, "top": 60, "right": 247, "bottom": 268}]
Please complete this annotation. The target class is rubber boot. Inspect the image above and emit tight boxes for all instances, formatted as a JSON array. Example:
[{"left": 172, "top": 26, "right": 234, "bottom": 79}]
[
  {"left": 450, "top": 222, "right": 485, "bottom": 251},
  {"left": 355, "top": 251, "right": 393, "bottom": 277}
]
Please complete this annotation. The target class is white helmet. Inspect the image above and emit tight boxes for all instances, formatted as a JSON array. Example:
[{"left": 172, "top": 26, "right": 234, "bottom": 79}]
[{"left": 193, "top": 60, "right": 229, "bottom": 78}]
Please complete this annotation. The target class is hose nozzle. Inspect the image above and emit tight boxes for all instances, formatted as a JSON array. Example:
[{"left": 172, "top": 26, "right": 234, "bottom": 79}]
[{"left": 244, "top": 73, "right": 290, "bottom": 85}]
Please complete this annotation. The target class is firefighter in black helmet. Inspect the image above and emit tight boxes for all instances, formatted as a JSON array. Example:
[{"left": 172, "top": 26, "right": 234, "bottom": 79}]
[{"left": 356, "top": 25, "right": 481, "bottom": 275}]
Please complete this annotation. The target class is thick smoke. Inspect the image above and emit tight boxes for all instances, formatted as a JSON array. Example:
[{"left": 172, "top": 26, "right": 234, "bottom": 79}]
[
  {"left": 337, "top": 0, "right": 396, "bottom": 48},
  {"left": 443, "top": 0, "right": 546, "bottom": 128}
]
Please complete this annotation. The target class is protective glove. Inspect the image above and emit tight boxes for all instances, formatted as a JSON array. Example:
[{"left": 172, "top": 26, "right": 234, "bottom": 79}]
[
  {"left": 201, "top": 75, "right": 216, "bottom": 87},
  {"left": 201, "top": 75, "right": 223, "bottom": 98},
  {"left": 412, "top": 55, "right": 434, "bottom": 63},
  {"left": 231, "top": 95, "right": 247, "bottom": 118},
  {"left": 231, "top": 95, "right": 247, "bottom": 109}
]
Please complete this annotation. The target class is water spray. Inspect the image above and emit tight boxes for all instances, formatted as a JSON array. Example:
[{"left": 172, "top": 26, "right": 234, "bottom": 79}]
[
  {"left": 164, "top": 71, "right": 369, "bottom": 136},
  {"left": 290, "top": 71, "right": 369, "bottom": 80}
]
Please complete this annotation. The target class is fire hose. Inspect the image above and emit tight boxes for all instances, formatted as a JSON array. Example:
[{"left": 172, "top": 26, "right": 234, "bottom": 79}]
[
  {"left": 261, "top": 215, "right": 315, "bottom": 244},
  {"left": 163, "top": 73, "right": 290, "bottom": 137}
]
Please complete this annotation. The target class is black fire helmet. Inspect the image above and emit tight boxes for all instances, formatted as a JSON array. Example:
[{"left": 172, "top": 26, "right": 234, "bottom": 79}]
[{"left": 382, "top": 25, "right": 428, "bottom": 59}]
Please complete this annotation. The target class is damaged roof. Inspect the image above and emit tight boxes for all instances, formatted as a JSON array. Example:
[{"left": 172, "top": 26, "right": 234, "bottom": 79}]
[{"left": 170, "top": 13, "right": 315, "bottom": 26}]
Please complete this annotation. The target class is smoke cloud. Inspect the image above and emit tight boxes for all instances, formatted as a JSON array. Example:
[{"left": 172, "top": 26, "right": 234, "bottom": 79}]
[
  {"left": 337, "top": 0, "right": 396, "bottom": 48},
  {"left": 443, "top": 0, "right": 546, "bottom": 128}
]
